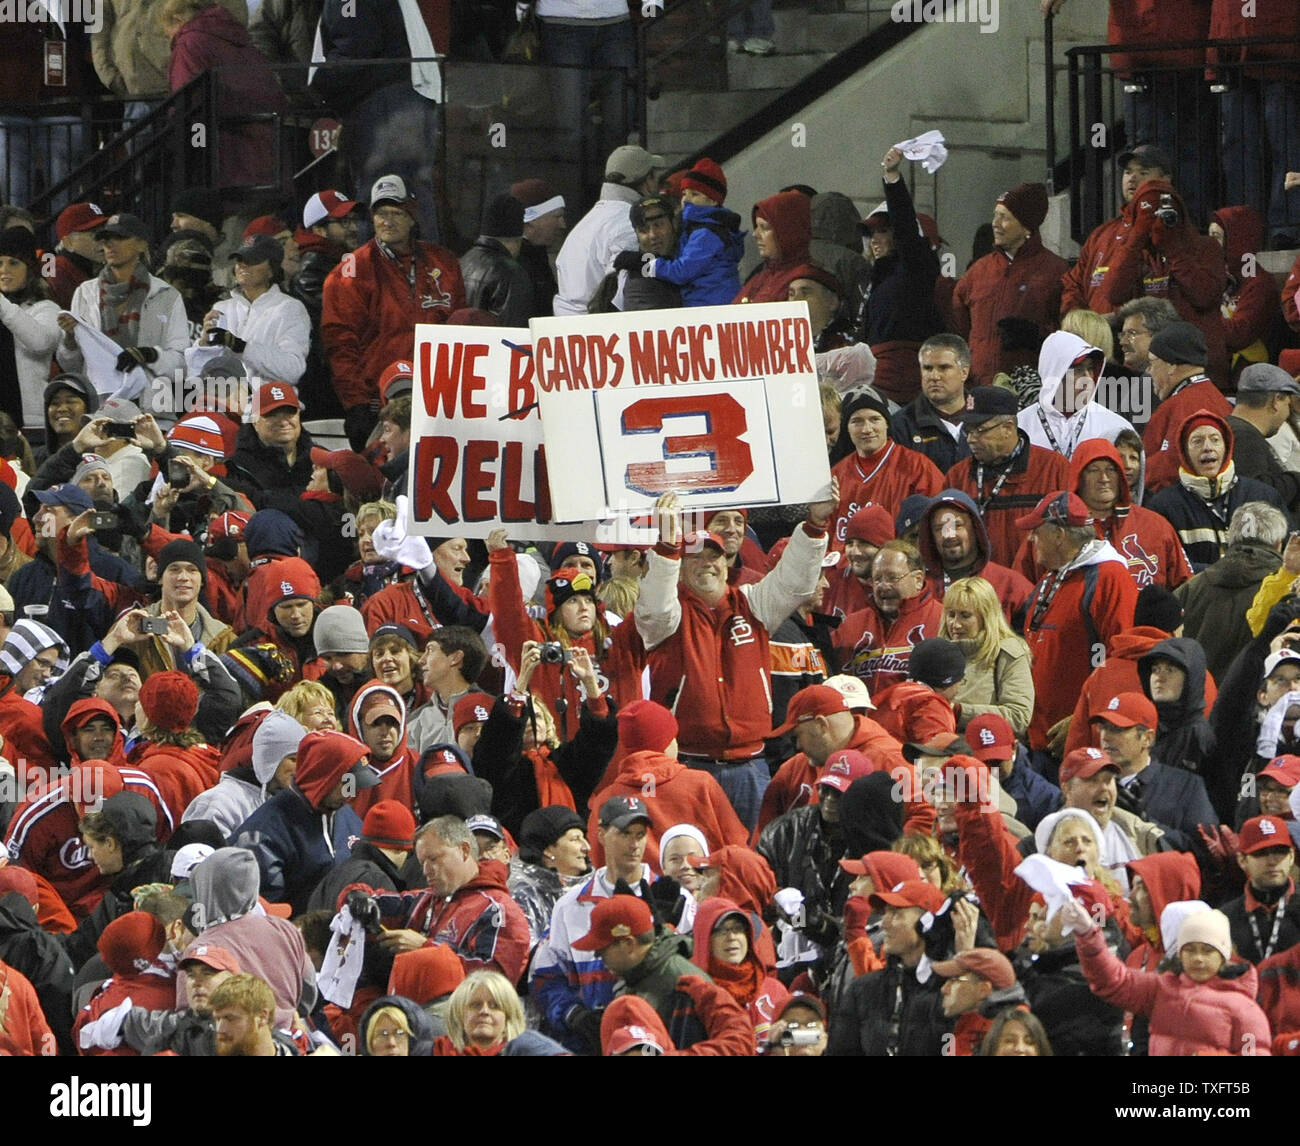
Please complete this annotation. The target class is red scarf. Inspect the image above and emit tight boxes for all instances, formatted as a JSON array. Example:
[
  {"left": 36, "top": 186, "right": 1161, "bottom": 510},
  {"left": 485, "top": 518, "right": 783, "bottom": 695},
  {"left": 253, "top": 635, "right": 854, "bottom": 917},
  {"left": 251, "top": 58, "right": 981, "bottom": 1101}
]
[
  {"left": 433, "top": 1035, "right": 504, "bottom": 1056},
  {"left": 708, "top": 957, "right": 763, "bottom": 1006},
  {"left": 525, "top": 746, "right": 576, "bottom": 811}
]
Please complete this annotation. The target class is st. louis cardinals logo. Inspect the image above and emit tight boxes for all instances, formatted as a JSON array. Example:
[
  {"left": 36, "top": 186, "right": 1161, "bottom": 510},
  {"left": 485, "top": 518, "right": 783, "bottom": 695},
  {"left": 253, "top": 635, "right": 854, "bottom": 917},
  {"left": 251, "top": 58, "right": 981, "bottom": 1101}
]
[
  {"left": 1118, "top": 532, "right": 1159, "bottom": 589},
  {"left": 420, "top": 267, "right": 454, "bottom": 311}
]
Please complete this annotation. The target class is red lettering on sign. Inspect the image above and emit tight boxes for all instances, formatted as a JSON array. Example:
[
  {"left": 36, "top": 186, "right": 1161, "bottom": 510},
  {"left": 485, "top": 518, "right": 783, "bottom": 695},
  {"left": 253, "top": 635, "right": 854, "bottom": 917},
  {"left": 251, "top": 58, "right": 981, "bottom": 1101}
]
[
  {"left": 462, "top": 439, "right": 498, "bottom": 522},
  {"left": 421, "top": 342, "right": 462, "bottom": 419},
  {"left": 461, "top": 344, "right": 488, "bottom": 417},
  {"left": 687, "top": 325, "right": 716, "bottom": 380},
  {"left": 413, "top": 435, "right": 459, "bottom": 522},
  {"left": 508, "top": 344, "right": 536, "bottom": 417},
  {"left": 621, "top": 393, "right": 754, "bottom": 495},
  {"left": 628, "top": 329, "right": 657, "bottom": 385}
]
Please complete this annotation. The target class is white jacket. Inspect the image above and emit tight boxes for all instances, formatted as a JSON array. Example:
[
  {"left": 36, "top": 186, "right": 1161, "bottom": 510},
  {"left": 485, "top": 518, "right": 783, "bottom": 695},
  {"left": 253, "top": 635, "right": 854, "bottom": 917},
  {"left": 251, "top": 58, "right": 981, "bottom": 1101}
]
[
  {"left": 59, "top": 272, "right": 190, "bottom": 390},
  {"left": 1018, "top": 330, "right": 1134, "bottom": 460},
  {"left": 553, "top": 183, "right": 641, "bottom": 316},
  {"left": 0, "top": 295, "right": 62, "bottom": 431},
  {"left": 207, "top": 283, "right": 310, "bottom": 385}
]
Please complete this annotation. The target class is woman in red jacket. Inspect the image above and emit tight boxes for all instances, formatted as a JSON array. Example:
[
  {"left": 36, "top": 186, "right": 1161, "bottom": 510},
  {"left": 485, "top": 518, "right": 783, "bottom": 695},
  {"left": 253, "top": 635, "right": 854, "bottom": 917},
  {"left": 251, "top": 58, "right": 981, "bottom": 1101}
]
[
  {"left": 733, "top": 191, "right": 811, "bottom": 305},
  {"left": 830, "top": 391, "right": 942, "bottom": 543},
  {"left": 689, "top": 896, "right": 787, "bottom": 1051},
  {"left": 1209, "top": 206, "right": 1280, "bottom": 384}
]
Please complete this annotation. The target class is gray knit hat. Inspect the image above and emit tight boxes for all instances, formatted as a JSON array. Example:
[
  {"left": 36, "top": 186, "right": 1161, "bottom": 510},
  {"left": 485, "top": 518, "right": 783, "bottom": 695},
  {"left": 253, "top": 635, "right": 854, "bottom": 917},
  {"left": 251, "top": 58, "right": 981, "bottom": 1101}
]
[
  {"left": 313, "top": 605, "right": 370, "bottom": 656},
  {"left": 251, "top": 710, "right": 308, "bottom": 784}
]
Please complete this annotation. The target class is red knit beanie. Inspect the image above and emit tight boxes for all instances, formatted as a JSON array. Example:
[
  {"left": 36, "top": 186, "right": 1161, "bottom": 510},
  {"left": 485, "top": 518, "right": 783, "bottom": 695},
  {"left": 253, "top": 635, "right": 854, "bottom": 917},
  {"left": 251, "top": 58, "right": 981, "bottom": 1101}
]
[
  {"left": 139, "top": 671, "right": 200, "bottom": 733},
  {"left": 996, "top": 182, "right": 1049, "bottom": 231},
  {"left": 362, "top": 800, "right": 417, "bottom": 850},
  {"left": 617, "top": 699, "right": 679, "bottom": 754},
  {"left": 388, "top": 945, "right": 466, "bottom": 1004},
  {"left": 681, "top": 158, "right": 727, "bottom": 204},
  {"left": 98, "top": 910, "right": 166, "bottom": 977},
  {"left": 845, "top": 505, "right": 895, "bottom": 547}
]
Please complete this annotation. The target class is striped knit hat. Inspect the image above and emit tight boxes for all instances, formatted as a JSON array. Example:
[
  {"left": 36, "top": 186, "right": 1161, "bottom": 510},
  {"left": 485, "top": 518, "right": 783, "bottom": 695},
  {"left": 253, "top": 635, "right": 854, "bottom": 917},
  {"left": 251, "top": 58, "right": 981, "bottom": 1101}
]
[{"left": 0, "top": 620, "right": 69, "bottom": 680}]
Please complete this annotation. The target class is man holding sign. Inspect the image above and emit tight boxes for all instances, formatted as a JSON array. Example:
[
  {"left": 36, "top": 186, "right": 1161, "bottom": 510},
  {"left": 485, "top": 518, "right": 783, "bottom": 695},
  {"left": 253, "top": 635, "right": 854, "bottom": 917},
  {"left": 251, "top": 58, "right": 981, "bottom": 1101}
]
[{"left": 634, "top": 480, "right": 837, "bottom": 830}]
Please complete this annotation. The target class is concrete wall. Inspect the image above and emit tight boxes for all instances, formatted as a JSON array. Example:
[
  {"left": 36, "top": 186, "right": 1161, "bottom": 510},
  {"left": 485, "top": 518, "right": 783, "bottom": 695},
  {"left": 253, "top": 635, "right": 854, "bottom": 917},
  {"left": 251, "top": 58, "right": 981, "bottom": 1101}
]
[{"left": 720, "top": 2, "right": 1107, "bottom": 269}]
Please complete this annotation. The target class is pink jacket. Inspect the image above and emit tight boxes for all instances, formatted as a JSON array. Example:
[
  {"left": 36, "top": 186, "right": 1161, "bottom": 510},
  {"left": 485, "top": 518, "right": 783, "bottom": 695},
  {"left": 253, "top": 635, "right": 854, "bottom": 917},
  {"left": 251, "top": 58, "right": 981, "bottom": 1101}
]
[{"left": 1075, "top": 927, "right": 1272, "bottom": 1056}]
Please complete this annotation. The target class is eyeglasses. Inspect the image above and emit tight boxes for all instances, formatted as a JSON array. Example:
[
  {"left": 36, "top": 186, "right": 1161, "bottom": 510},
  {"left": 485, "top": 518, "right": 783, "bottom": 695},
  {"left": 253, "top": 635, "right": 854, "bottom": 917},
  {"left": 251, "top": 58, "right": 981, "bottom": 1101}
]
[
  {"left": 1118, "top": 328, "right": 1149, "bottom": 342},
  {"left": 966, "top": 419, "right": 1014, "bottom": 438},
  {"left": 873, "top": 571, "right": 922, "bottom": 586}
]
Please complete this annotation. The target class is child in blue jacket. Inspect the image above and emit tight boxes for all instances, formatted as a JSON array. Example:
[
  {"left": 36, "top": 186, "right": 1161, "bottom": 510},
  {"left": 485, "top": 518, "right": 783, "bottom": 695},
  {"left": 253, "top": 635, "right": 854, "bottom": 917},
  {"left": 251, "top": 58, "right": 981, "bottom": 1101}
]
[{"left": 614, "top": 159, "right": 744, "bottom": 307}]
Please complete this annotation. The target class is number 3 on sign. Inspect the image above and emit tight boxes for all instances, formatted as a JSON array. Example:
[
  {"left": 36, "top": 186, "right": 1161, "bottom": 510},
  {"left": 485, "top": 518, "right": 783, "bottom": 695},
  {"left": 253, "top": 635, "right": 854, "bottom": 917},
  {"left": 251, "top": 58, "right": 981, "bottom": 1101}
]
[{"left": 620, "top": 393, "right": 754, "bottom": 495}]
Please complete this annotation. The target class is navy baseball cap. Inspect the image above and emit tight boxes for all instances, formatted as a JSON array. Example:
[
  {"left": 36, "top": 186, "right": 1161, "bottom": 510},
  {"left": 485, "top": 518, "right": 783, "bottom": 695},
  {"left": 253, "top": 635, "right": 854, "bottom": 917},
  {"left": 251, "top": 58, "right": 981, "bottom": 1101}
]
[{"left": 33, "top": 483, "right": 94, "bottom": 513}]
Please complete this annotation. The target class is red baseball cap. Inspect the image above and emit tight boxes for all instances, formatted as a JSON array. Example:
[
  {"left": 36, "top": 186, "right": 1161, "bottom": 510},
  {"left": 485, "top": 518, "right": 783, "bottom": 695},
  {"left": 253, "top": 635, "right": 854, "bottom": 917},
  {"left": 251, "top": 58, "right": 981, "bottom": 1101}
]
[
  {"left": 606, "top": 1023, "right": 667, "bottom": 1056},
  {"left": 254, "top": 381, "right": 300, "bottom": 416},
  {"left": 682, "top": 530, "right": 725, "bottom": 555},
  {"left": 771, "top": 683, "right": 851, "bottom": 736},
  {"left": 302, "top": 189, "right": 360, "bottom": 229},
  {"left": 1260, "top": 755, "right": 1300, "bottom": 790},
  {"left": 572, "top": 895, "right": 654, "bottom": 951},
  {"left": 1091, "top": 691, "right": 1158, "bottom": 731},
  {"left": 207, "top": 509, "right": 250, "bottom": 545},
  {"left": 1014, "top": 490, "right": 1093, "bottom": 531},
  {"left": 179, "top": 943, "right": 242, "bottom": 975},
  {"left": 1059, "top": 746, "right": 1118, "bottom": 785},
  {"left": 309, "top": 446, "right": 385, "bottom": 499},
  {"left": 378, "top": 359, "right": 415, "bottom": 403},
  {"left": 1239, "top": 815, "right": 1294, "bottom": 854},
  {"left": 817, "top": 748, "right": 874, "bottom": 793},
  {"left": 965, "top": 713, "right": 1015, "bottom": 762},
  {"left": 868, "top": 879, "right": 946, "bottom": 914},
  {"left": 56, "top": 201, "right": 109, "bottom": 241}
]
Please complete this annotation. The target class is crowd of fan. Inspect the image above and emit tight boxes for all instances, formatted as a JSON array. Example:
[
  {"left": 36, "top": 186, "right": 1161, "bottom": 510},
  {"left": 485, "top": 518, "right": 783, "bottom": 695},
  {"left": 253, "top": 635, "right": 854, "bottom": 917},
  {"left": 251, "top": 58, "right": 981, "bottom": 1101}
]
[{"left": 6, "top": 103, "right": 1300, "bottom": 1056}]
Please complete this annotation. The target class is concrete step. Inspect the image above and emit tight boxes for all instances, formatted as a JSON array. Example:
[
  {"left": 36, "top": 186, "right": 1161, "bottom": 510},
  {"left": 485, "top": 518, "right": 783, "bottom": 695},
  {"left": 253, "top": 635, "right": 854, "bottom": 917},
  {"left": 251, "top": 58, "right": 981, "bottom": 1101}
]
[
  {"left": 727, "top": 49, "right": 836, "bottom": 90},
  {"left": 771, "top": 10, "right": 881, "bottom": 52}
]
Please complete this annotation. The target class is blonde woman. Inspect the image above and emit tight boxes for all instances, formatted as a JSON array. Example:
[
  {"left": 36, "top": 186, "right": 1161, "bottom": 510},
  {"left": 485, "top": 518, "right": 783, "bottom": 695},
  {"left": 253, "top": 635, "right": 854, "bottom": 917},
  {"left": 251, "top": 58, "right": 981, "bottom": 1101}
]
[
  {"left": 433, "top": 970, "right": 566, "bottom": 1056},
  {"left": 939, "top": 576, "right": 1034, "bottom": 736},
  {"left": 276, "top": 679, "right": 339, "bottom": 730}
]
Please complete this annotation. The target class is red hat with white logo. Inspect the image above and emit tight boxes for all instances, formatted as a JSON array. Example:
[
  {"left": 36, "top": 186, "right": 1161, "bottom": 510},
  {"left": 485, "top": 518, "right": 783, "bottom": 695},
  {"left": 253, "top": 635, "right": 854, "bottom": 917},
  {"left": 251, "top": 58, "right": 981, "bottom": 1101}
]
[
  {"left": 1239, "top": 814, "right": 1294, "bottom": 854},
  {"left": 1059, "top": 746, "right": 1118, "bottom": 785},
  {"left": 1091, "top": 691, "right": 1158, "bottom": 731},
  {"left": 254, "top": 382, "right": 301, "bottom": 416},
  {"left": 56, "top": 201, "right": 109, "bottom": 241},
  {"left": 868, "top": 878, "right": 946, "bottom": 914},
  {"left": 816, "top": 748, "right": 874, "bottom": 794},
  {"left": 452, "top": 693, "right": 492, "bottom": 736},
  {"left": 1260, "top": 755, "right": 1300, "bottom": 790},
  {"left": 168, "top": 414, "right": 228, "bottom": 459},
  {"left": 965, "top": 713, "right": 1015, "bottom": 762},
  {"left": 379, "top": 359, "right": 415, "bottom": 403},
  {"left": 302, "top": 189, "right": 360, "bottom": 230},
  {"left": 605, "top": 1023, "right": 667, "bottom": 1056}
]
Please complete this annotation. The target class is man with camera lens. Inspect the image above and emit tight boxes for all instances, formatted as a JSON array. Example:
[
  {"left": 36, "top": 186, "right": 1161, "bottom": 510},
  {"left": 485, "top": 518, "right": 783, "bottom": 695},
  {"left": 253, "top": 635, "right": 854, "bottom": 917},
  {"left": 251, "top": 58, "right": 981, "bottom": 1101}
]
[{"left": 1060, "top": 144, "right": 1227, "bottom": 386}]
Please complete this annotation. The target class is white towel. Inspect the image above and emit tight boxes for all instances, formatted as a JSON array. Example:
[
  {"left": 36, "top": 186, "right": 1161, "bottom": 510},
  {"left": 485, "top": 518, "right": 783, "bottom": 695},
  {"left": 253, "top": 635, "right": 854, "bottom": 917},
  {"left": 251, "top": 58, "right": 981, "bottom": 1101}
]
[
  {"left": 316, "top": 906, "right": 367, "bottom": 1008},
  {"left": 894, "top": 130, "right": 949, "bottom": 174},
  {"left": 1013, "top": 853, "right": 1092, "bottom": 934}
]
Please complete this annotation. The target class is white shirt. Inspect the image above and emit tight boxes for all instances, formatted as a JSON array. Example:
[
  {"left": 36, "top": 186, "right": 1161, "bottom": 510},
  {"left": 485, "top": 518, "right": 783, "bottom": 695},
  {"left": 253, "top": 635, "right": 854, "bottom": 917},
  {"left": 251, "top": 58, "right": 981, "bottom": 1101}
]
[
  {"left": 208, "top": 283, "right": 310, "bottom": 386},
  {"left": 553, "top": 184, "right": 641, "bottom": 316}
]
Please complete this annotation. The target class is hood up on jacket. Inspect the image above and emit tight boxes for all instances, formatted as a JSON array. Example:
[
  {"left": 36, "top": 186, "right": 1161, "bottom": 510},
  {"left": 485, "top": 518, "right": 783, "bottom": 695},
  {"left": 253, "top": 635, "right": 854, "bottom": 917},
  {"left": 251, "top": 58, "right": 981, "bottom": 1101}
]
[
  {"left": 811, "top": 191, "right": 864, "bottom": 250},
  {"left": 1035, "top": 330, "right": 1106, "bottom": 418},
  {"left": 358, "top": 993, "right": 436, "bottom": 1057},
  {"left": 252, "top": 556, "right": 322, "bottom": 644},
  {"left": 840, "top": 772, "right": 904, "bottom": 856},
  {"left": 701, "top": 845, "right": 778, "bottom": 919},
  {"left": 1177, "top": 407, "right": 1233, "bottom": 474},
  {"left": 192, "top": 846, "right": 261, "bottom": 925},
  {"left": 291, "top": 729, "right": 371, "bottom": 810},
  {"left": 752, "top": 191, "right": 811, "bottom": 270},
  {"left": 347, "top": 680, "right": 410, "bottom": 766},
  {"left": 1069, "top": 437, "right": 1133, "bottom": 523},
  {"left": 1211, "top": 205, "right": 1265, "bottom": 289},
  {"left": 600, "top": 993, "right": 676, "bottom": 1055},
  {"left": 61, "top": 696, "right": 127, "bottom": 767},
  {"left": 690, "top": 894, "right": 776, "bottom": 976},
  {"left": 1138, "top": 637, "right": 1210, "bottom": 734},
  {"left": 917, "top": 488, "right": 993, "bottom": 579},
  {"left": 1126, "top": 851, "right": 1202, "bottom": 952},
  {"left": 96, "top": 791, "right": 158, "bottom": 860}
]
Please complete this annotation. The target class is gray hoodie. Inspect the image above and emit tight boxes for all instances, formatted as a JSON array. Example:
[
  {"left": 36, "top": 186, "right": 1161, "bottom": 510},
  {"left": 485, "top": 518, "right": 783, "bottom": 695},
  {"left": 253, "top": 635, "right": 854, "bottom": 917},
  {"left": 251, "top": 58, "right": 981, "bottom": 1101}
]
[{"left": 175, "top": 847, "right": 317, "bottom": 1029}]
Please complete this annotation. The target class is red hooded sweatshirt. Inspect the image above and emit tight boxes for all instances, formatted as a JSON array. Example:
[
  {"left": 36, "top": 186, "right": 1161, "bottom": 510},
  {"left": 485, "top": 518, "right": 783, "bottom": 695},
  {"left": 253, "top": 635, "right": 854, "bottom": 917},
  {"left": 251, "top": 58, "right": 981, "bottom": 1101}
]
[
  {"left": 869, "top": 680, "right": 957, "bottom": 746},
  {"left": 733, "top": 192, "right": 812, "bottom": 305},
  {"left": 1123, "top": 851, "right": 1202, "bottom": 971},
  {"left": 1014, "top": 438, "right": 1193, "bottom": 592},
  {"left": 1064, "top": 625, "right": 1217, "bottom": 755},
  {"left": 2, "top": 761, "right": 173, "bottom": 920},
  {"left": 586, "top": 748, "right": 749, "bottom": 871},
  {"left": 1023, "top": 535, "right": 1138, "bottom": 751},
  {"left": 0, "top": 959, "right": 54, "bottom": 1056},
  {"left": 1143, "top": 371, "right": 1233, "bottom": 495},
  {"left": 347, "top": 680, "right": 418, "bottom": 818},
  {"left": 689, "top": 896, "right": 789, "bottom": 1051}
]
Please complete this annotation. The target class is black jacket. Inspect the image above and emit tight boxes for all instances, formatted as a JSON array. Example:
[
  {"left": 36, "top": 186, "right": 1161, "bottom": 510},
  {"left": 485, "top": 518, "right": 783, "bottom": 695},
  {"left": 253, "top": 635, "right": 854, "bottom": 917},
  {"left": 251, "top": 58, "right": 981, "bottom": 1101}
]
[
  {"left": 827, "top": 956, "right": 946, "bottom": 1056},
  {"left": 1015, "top": 930, "right": 1126, "bottom": 1056},
  {"left": 1147, "top": 474, "right": 1288, "bottom": 573},
  {"left": 0, "top": 891, "right": 76, "bottom": 1054},
  {"left": 1229, "top": 414, "right": 1300, "bottom": 513},
  {"left": 459, "top": 238, "right": 535, "bottom": 327},
  {"left": 472, "top": 695, "right": 619, "bottom": 838},
  {"left": 307, "top": 839, "right": 408, "bottom": 915},
  {"left": 1221, "top": 882, "right": 1300, "bottom": 964},
  {"left": 225, "top": 423, "right": 318, "bottom": 513},
  {"left": 1117, "top": 758, "right": 1218, "bottom": 853},
  {"left": 517, "top": 241, "right": 557, "bottom": 321},
  {"left": 756, "top": 805, "right": 848, "bottom": 951},
  {"left": 890, "top": 395, "right": 971, "bottom": 473},
  {"left": 854, "top": 178, "right": 943, "bottom": 347},
  {"left": 1137, "top": 637, "right": 1217, "bottom": 783}
]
